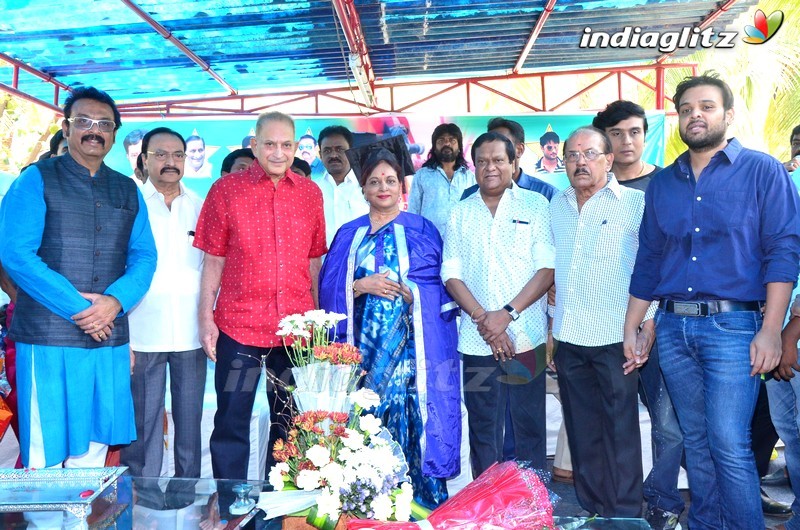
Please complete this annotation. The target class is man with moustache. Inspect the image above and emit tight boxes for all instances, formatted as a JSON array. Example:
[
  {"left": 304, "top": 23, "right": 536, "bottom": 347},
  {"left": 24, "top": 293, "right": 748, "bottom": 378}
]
[
  {"left": 462, "top": 118, "right": 558, "bottom": 202},
  {"left": 442, "top": 131, "right": 554, "bottom": 477},
  {"left": 408, "top": 123, "right": 475, "bottom": 238},
  {"left": 625, "top": 72, "right": 800, "bottom": 530},
  {"left": 296, "top": 134, "right": 325, "bottom": 178},
  {"left": 122, "top": 127, "right": 206, "bottom": 480},
  {"left": 784, "top": 125, "right": 800, "bottom": 174},
  {"left": 551, "top": 126, "right": 650, "bottom": 518},
  {"left": 0, "top": 86, "right": 157, "bottom": 470},
  {"left": 194, "top": 111, "right": 327, "bottom": 480},
  {"left": 313, "top": 125, "right": 368, "bottom": 247}
]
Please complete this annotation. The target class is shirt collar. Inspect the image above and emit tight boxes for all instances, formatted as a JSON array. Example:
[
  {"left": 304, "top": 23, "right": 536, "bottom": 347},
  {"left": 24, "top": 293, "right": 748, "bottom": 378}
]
[
  {"left": 251, "top": 159, "right": 298, "bottom": 185},
  {"left": 676, "top": 137, "right": 742, "bottom": 174},
  {"left": 61, "top": 152, "right": 108, "bottom": 178},
  {"left": 323, "top": 168, "right": 358, "bottom": 186},
  {"left": 564, "top": 172, "right": 619, "bottom": 201},
  {"left": 141, "top": 177, "right": 186, "bottom": 201}
]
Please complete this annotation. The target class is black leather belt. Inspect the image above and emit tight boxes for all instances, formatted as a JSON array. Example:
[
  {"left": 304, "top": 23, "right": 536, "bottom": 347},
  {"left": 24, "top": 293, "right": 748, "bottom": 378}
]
[{"left": 658, "top": 300, "right": 764, "bottom": 317}]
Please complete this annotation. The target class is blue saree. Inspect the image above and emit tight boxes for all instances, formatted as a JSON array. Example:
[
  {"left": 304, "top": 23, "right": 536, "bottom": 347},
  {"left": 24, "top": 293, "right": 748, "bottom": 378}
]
[{"left": 319, "top": 212, "right": 460, "bottom": 509}]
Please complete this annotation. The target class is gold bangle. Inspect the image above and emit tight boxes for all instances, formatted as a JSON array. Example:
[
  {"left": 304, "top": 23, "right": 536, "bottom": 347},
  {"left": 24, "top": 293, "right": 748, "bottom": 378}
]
[
  {"left": 353, "top": 280, "right": 360, "bottom": 295},
  {"left": 470, "top": 306, "right": 482, "bottom": 320}
]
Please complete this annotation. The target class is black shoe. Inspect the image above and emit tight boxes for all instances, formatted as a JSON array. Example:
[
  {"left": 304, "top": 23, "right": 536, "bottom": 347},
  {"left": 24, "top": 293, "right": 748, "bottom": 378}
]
[
  {"left": 763, "top": 467, "right": 791, "bottom": 488},
  {"left": 761, "top": 488, "right": 792, "bottom": 517},
  {"left": 645, "top": 507, "right": 682, "bottom": 530}
]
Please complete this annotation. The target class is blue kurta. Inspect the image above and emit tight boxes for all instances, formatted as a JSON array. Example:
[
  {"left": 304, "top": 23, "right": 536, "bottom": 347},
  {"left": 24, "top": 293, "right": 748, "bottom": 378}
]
[
  {"left": 319, "top": 212, "right": 461, "bottom": 485},
  {"left": 0, "top": 160, "right": 156, "bottom": 466}
]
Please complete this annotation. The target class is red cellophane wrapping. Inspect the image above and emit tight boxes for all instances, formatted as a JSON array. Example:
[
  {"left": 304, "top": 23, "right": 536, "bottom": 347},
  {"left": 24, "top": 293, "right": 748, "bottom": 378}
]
[
  {"left": 347, "top": 461, "right": 555, "bottom": 529},
  {"left": 0, "top": 395, "right": 11, "bottom": 440}
]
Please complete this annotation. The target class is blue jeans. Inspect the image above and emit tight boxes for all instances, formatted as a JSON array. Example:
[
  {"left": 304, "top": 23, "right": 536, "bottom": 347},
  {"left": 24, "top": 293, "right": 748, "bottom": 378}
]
[
  {"left": 639, "top": 340, "right": 685, "bottom": 515},
  {"left": 655, "top": 309, "right": 763, "bottom": 530},
  {"left": 767, "top": 373, "right": 800, "bottom": 530}
]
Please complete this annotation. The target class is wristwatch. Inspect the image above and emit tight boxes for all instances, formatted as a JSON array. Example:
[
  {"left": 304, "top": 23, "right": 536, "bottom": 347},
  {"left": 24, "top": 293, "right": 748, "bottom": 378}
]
[{"left": 503, "top": 304, "right": 520, "bottom": 321}]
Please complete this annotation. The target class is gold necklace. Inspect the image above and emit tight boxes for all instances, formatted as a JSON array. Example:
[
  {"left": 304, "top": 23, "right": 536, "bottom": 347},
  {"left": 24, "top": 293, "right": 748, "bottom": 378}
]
[
  {"left": 636, "top": 161, "right": 646, "bottom": 177},
  {"left": 369, "top": 209, "right": 400, "bottom": 228}
]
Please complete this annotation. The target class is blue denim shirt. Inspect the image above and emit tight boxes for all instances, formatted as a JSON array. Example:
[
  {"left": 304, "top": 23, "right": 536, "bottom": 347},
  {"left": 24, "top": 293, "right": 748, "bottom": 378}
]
[
  {"left": 630, "top": 138, "right": 800, "bottom": 302},
  {"left": 407, "top": 164, "right": 475, "bottom": 238}
]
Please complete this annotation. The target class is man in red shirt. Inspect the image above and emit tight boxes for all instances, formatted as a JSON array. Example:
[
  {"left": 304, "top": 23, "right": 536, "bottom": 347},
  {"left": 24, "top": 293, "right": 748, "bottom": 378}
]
[{"left": 194, "top": 111, "right": 327, "bottom": 480}]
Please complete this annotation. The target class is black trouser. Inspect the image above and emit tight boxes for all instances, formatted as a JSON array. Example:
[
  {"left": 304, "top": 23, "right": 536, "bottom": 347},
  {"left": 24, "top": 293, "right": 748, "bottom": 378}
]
[
  {"left": 209, "top": 331, "right": 294, "bottom": 481},
  {"left": 751, "top": 378, "right": 779, "bottom": 478},
  {"left": 462, "top": 350, "right": 546, "bottom": 478},
  {"left": 555, "top": 341, "right": 643, "bottom": 518}
]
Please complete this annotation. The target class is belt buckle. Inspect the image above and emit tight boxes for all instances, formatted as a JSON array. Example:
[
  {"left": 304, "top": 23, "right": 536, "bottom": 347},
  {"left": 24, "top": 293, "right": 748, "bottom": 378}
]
[{"left": 673, "top": 302, "right": 702, "bottom": 316}]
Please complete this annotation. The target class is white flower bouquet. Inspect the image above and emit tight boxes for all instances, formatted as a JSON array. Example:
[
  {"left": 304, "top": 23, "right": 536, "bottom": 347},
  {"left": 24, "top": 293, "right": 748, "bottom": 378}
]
[{"left": 267, "top": 389, "right": 423, "bottom": 530}]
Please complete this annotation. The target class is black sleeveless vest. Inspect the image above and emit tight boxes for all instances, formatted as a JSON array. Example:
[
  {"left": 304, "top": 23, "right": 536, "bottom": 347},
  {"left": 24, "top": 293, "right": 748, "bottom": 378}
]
[{"left": 10, "top": 154, "right": 139, "bottom": 347}]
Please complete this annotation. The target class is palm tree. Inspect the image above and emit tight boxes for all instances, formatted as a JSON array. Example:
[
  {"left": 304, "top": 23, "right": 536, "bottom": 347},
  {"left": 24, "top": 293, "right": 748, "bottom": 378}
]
[{"left": 663, "top": 0, "right": 800, "bottom": 163}]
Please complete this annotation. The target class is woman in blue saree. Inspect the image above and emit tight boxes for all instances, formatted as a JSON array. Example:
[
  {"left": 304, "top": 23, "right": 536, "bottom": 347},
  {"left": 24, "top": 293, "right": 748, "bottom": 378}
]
[{"left": 319, "top": 146, "right": 461, "bottom": 509}]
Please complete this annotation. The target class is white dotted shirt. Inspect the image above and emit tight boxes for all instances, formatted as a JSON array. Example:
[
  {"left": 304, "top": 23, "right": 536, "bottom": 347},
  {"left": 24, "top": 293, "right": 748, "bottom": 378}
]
[
  {"left": 441, "top": 184, "right": 555, "bottom": 356},
  {"left": 550, "top": 174, "right": 655, "bottom": 347}
]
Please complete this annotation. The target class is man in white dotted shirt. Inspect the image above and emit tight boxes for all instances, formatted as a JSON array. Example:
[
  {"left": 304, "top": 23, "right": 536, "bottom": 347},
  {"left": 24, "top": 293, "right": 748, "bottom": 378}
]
[
  {"left": 550, "top": 126, "right": 653, "bottom": 518},
  {"left": 441, "top": 131, "right": 555, "bottom": 477}
]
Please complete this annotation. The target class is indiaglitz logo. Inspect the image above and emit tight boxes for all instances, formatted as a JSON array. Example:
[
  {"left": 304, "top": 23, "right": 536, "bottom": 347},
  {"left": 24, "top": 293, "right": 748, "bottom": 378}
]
[
  {"left": 579, "top": 26, "right": 736, "bottom": 54},
  {"left": 742, "top": 9, "right": 784, "bottom": 44}
]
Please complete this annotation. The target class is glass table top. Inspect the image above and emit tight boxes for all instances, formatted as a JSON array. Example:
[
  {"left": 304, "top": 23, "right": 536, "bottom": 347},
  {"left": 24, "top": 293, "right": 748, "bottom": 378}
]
[{"left": 0, "top": 471, "right": 652, "bottom": 529}]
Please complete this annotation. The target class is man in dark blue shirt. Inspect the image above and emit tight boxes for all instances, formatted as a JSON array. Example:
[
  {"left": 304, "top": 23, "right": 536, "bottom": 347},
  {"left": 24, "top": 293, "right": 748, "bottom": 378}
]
[
  {"left": 624, "top": 73, "right": 800, "bottom": 530},
  {"left": 461, "top": 117, "right": 558, "bottom": 202}
]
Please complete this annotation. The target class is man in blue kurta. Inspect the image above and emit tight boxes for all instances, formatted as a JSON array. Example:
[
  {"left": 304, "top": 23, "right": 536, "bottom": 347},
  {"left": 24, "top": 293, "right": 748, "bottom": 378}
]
[{"left": 0, "top": 87, "right": 157, "bottom": 469}]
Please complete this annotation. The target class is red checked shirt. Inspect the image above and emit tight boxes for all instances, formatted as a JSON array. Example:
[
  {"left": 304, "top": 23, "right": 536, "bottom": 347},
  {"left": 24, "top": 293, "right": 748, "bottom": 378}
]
[{"left": 193, "top": 162, "right": 327, "bottom": 347}]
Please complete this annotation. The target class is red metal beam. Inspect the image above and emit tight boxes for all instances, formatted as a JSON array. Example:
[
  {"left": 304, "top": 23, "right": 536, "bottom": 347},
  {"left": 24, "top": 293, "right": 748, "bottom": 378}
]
[
  {"left": 330, "top": 0, "right": 376, "bottom": 92},
  {"left": 551, "top": 72, "right": 614, "bottom": 111},
  {"left": 0, "top": 83, "right": 63, "bottom": 114},
  {"left": 656, "top": 0, "right": 738, "bottom": 64},
  {"left": 0, "top": 52, "right": 71, "bottom": 92},
  {"left": 513, "top": 0, "right": 558, "bottom": 74},
  {"left": 473, "top": 81, "right": 542, "bottom": 112},
  {"left": 120, "top": 0, "right": 237, "bottom": 95},
  {"left": 107, "top": 62, "right": 694, "bottom": 117}
]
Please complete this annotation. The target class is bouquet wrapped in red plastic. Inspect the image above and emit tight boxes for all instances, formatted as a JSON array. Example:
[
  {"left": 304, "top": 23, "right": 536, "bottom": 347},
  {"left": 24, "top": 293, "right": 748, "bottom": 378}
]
[{"left": 347, "top": 461, "right": 556, "bottom": 529}]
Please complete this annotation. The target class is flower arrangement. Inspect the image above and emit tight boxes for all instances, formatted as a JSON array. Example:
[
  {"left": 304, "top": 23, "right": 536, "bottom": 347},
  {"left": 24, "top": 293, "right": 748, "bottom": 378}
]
[
  {"left": 269, "top": 389, "right": 417, "bottom": 529},
  {"left": 277, "top": 310, "right": 350, "bottom": 367},
  {"left": 278, "top": 310, "right": 363, "bottom": 413}
]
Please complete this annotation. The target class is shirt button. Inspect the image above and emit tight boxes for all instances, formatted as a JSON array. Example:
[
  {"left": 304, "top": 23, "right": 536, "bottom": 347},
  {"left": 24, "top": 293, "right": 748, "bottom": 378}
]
[
  {"left": 95, "top": 250, "right": 101, "bottom": 257},
  {"left": 96, "top": 225, "right": 102, "bottom": 232},
  {"left": 692, "top": 256, "right": 697, "bottom": 261},
  {"left": 694, "top": 227, "right": 700, "bottom": 232},
  {"left": 696, "top": 196, "right": 702, "bottom": 201},
  {"left": 688, "top": 287, "right": 693, "bottom": 292},
  {"left": 93, "top": 276, "right": 100, "bottom": 282},
  {"left": 96, "top": 201, "right": 101, "bottom": 208}
]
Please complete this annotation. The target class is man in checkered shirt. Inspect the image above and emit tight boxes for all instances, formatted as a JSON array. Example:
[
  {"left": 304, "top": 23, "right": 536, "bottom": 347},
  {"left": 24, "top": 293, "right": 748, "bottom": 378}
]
[{"left": 550, "top": 125, "right": 654, "bottom": 518}]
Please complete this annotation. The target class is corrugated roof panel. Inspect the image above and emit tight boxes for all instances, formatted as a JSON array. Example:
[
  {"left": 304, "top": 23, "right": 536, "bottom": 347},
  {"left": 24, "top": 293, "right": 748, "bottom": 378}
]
[{"left": 0, "top": 0, "right": 758, "bottom": 106}]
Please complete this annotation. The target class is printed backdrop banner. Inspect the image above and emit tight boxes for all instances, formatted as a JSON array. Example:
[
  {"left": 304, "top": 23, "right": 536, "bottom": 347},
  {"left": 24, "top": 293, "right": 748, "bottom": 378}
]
[{"left": 108, "top": 113, "right": 666, "bottom": 199}]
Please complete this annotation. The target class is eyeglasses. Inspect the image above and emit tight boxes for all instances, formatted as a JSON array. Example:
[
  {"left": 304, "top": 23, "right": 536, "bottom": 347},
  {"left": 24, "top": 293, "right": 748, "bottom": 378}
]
[
  {"left": 67, "top": 117, "right": 116, "bottom": 133},
  {"left": 565, "top": 150, "right": 607, "bottom": 163},
  {"left": 297, "top": 144, "right": 316, "bottom": 151},
  {"left": 147, "top": 150, "right": 187, "bottom": 161}
]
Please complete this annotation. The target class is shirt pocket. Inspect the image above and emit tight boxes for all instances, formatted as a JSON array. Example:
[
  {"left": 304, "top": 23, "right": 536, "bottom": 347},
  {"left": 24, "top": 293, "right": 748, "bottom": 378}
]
[
  {"left": 511, "top": 222, "right": 534, "bottom": 260},
  {"left": 591, "top": 221, "right": 626, "bottom": 259},
  {"left": 710, "top": 191, "right": 750, "bottom": 228}
]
